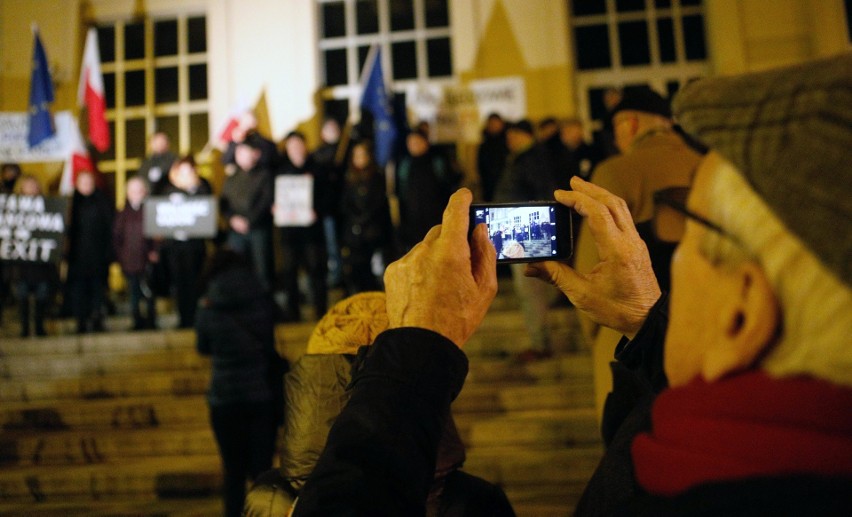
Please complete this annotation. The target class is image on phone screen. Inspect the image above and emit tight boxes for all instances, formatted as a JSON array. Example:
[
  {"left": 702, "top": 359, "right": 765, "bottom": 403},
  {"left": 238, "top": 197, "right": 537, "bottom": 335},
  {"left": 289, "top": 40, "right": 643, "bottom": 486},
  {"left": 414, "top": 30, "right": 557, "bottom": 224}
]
[{"left": 471, "top": 203, "right": 572, "bottom": 263}]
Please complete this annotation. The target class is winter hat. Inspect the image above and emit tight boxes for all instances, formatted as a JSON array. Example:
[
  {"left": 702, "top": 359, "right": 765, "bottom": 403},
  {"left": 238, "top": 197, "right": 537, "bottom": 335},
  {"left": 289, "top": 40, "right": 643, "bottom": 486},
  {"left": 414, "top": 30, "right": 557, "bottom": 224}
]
[{"left": 306, "top": 291, "right": 388, "bottom": 355}]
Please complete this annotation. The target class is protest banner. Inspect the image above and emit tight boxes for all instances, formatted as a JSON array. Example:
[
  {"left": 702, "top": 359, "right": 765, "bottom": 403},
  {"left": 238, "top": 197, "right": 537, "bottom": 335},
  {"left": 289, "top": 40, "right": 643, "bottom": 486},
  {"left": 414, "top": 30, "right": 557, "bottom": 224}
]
[
  {"left": 274, "top": 175, "right": 315, "bottom": 227},
  {"left": 143, "top": 195, "right": 217, "bottom": 239},
  {"left": 0, "top": 111, "right": 75, "bottom": 163},
  {"left": 0, "top": 194, "right": 67, "bottom": 264},
  {"left": 405, "top": 77, "right": 527, "bottom": 144}
]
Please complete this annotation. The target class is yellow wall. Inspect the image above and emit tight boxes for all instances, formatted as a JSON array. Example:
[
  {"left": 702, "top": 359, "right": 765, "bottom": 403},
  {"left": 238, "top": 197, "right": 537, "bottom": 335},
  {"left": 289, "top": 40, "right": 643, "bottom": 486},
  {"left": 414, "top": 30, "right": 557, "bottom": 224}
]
[
  {"left": 705, "top": 0, "right": 849, "bottom": 75},
  {"left": 1, "top": 0, "right": 849, "bottom": 158}
]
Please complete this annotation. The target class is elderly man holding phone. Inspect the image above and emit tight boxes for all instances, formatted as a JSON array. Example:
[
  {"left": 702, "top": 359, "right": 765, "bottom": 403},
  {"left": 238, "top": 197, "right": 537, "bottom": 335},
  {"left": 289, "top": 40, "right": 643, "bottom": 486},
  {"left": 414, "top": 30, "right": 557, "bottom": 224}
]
[{"left": 291, "top": 54, "right": 851, "bottom": 516}]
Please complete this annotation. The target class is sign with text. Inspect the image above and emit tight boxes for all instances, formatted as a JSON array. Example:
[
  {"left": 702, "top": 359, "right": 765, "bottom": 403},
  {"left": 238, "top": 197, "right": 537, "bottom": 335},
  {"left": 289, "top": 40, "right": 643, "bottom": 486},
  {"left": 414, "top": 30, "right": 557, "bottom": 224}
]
[
  {"left": 143, "top": 195, "right": 217, "bottom": 239},
  {"left": 405, "top": 77, "right": 527, "bottom": 144},
  {"left": 0, "top": 194, "right": 67, "bottom": 264},
  {"left": 274, "top": 175, "right": 316, "bottom": 227},
  {"left": 0, "top": 111, "right": 75, "bottom": 163}
]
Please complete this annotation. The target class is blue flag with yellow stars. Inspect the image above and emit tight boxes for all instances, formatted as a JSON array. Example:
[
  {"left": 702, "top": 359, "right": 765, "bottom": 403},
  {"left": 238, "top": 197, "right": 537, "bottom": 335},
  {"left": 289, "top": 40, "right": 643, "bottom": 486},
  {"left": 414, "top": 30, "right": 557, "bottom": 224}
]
[
  {"left": 28, "top": 28, "right": 55, "bottom": 148},
  {"left": 359, "top": 47, "right": 398, "bottom": 168}
]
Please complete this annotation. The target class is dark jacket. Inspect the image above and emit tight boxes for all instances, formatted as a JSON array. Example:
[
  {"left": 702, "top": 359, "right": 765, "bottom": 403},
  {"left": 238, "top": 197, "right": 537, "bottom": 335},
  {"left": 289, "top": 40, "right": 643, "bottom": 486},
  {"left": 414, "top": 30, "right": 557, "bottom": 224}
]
[
  {"left": 494, "top": 143, "right": 560, "bottom": 202},
  {"left": 137, "top": 152, "right": 177, "bottom": 195},
  {"left": 293, "top": 317, "right": 852, "bottom": 516},
  {"left": 195, "top": 266, "right": 285, "bottom": 408},
  {"left": 340, "top": 168, "right": 392, "bottom": 249},
  {"left": 477, "top": 130, "right": 508, "bottom": 202},
  {"left": 220, "top": 166, "right": 274, "bottom": 230},
  {"left": 113, "top": 203, "right": 153, "bottom": 275},
  {"left": 260, "top": 344, "right": 514, "bottom": 517},
  {"left": 396, "top": 152, "right": 461, "bottom": 247},
  {"left": 67, "top": 189, "right": 113, "bottom": 279}
]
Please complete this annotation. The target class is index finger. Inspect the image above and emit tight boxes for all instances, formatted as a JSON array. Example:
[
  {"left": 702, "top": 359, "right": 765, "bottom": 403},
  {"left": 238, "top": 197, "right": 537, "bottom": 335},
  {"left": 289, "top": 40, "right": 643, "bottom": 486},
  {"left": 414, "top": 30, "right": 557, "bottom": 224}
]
[{"left": 438, "top": 188, "right": 473, "bottom": 244}]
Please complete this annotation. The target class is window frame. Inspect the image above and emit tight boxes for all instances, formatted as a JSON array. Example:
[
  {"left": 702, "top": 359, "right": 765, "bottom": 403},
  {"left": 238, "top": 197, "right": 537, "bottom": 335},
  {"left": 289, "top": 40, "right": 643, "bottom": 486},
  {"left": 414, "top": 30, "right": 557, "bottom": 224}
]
[
  {"left": 315, "top": 0, "right": 454, "bottom": 121},
  {"left": 97, "top": 13, "right": 209, "bottom": 191},
  {"left": 569, "top": 0, "right": 709, "bottom": 133}
]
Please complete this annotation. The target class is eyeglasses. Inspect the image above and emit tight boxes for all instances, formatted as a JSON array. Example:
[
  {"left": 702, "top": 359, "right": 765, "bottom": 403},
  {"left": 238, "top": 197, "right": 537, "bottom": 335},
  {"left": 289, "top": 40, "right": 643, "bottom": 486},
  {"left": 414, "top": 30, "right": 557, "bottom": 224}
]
[{"left": 652, "top": 187, "right": 739, "bottom": 245}]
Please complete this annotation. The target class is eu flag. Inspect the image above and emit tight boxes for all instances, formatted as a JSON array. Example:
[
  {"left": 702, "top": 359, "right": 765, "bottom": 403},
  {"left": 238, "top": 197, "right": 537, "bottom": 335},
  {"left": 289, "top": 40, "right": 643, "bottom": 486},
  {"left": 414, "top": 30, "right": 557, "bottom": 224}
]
[
  {"left": 28, "top": 29, "right": 55, "bottom": 148},
  {"left": 359, "top": 47, "right": 398, "bottom": 167}
]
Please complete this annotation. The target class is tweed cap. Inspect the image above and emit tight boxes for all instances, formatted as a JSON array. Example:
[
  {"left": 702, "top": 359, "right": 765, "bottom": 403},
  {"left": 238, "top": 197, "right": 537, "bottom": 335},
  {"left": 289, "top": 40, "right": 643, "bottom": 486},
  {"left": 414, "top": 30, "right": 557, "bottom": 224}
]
[{"left": 672, "top": 53, "right": 852, "bottom": 286}]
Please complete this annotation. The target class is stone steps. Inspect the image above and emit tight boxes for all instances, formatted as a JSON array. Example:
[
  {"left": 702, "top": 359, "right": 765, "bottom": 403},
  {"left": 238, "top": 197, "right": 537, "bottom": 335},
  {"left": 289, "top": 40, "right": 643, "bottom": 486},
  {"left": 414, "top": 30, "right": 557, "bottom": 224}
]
[{"left": 0, "top": 287, "right": 598, "bottom": 516}]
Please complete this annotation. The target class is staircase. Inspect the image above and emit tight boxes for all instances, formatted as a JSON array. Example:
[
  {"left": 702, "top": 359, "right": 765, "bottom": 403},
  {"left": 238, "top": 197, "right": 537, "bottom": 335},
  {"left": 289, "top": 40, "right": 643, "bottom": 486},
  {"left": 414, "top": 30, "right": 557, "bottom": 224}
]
[{"left": 0, "top": 282, "right": 602, "bottom": 516}]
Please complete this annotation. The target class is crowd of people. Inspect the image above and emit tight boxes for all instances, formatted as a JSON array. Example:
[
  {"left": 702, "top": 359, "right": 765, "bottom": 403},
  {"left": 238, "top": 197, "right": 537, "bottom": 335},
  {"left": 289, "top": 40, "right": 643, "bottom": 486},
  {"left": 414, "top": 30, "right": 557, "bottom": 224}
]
[
  {"left": 8, "top": 54, "right": 845, "bottom": 517},
  {"left": 1, "top": 104, "right": 604, "bottom": 340}
]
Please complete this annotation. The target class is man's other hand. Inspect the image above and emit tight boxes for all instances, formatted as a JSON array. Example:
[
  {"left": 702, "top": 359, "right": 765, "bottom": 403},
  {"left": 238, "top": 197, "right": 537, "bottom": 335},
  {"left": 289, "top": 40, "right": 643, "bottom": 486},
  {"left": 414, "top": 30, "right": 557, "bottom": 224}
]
[
  {"left": 385, "top": 188, "right": 498, "bottom": 348},
  {"left": 526, "top": 177, "right": 660, "bottom": 339}
]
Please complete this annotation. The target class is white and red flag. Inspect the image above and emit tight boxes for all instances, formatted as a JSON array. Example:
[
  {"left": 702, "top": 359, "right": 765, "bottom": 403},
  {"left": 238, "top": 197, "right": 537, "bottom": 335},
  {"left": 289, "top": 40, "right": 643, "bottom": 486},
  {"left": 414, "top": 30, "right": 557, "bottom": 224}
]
[
  {"left": 59, "top": 117, "right": 98, "bottom": 195},
  {"left": 77, "top": 27, "right": 110, "bottom": 152}
]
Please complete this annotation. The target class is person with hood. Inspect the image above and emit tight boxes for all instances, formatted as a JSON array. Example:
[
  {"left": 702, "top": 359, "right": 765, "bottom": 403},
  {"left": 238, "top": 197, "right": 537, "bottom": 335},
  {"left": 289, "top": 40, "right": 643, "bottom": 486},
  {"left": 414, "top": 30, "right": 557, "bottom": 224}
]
[
  {"left": 195, "top": 248, "right": 286, "bottom": 517},
  {"left": 244, "top": 292, "right": 515, "bottom": 517}
]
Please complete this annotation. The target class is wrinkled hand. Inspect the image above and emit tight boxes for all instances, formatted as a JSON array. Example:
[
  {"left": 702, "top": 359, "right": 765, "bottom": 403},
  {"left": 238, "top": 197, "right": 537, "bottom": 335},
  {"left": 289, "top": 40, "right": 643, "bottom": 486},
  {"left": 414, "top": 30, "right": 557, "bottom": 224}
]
[
  {"left": 384, "top": 188, "right": 498, "bottom": 348},
  {"left": 526, "top": 177, "right": 660, "bottom": 339}
]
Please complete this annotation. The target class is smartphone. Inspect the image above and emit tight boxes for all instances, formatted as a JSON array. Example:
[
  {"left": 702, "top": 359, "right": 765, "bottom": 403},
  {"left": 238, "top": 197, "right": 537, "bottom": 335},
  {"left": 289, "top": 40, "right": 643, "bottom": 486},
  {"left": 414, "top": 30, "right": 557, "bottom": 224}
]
[{"left": 470, "top": 201, "right": 573, "bottom": 263}]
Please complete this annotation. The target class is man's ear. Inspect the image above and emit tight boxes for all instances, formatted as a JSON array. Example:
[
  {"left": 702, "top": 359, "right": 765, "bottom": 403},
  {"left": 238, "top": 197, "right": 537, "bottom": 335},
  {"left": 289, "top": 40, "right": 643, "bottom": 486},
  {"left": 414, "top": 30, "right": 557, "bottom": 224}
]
[{"left": 702, "top": 262, "right": 780, "bottom": 382}]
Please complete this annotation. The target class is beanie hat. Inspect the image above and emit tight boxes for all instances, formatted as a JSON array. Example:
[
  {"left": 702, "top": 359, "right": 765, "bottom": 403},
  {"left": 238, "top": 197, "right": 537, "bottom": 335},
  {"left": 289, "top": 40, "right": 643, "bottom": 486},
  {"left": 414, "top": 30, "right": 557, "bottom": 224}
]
[
  {"left": 507, "top": 119, "right": 535, "bottom": 135},
  {"left": 306, "top": 291, "right": 388, "bottom": 355},
  {"left": 611, "top": 86, "right": 672, "bottom": 119},
  {"left": 673, "top": 53, "right": 852, "bottom": 286}
]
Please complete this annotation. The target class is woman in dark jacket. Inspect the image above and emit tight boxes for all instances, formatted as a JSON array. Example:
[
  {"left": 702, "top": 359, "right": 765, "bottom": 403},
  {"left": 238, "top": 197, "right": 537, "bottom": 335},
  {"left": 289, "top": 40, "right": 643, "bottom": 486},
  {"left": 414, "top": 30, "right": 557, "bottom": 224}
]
[
  {"left": 195, "top": 249, "right": 286, "bottom": 517},
  {"left": 339, "top": 141, "right": 392, "bottom": 294}
]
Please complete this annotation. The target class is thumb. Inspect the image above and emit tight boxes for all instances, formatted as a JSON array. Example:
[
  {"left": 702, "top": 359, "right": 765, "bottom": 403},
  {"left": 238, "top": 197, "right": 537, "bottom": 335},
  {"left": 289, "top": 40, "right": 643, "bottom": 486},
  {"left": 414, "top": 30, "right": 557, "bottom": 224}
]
[{"left": 471, "top": 223, "right": 498, "bottom": 291}]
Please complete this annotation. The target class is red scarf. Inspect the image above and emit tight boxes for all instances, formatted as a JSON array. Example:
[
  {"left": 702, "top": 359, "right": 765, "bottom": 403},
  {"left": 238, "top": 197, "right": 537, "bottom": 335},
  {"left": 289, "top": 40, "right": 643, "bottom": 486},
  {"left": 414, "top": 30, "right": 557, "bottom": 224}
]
[{"left": 632, "top": 371, "right": 852, "bottom": 496}]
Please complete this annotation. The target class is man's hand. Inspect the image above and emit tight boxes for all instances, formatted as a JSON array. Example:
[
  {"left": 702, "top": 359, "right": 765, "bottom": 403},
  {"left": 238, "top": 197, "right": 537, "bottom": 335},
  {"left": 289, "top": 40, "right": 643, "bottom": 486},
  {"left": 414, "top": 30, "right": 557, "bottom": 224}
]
[
  {"left": 526, "top": 177, "right": 660, "bottom": 339},
  {"left": 229, "top": 215, "right": 250, "bottom": 234},
  {"left": 384, "top": 188, "right": 498, "bottom": 348}
]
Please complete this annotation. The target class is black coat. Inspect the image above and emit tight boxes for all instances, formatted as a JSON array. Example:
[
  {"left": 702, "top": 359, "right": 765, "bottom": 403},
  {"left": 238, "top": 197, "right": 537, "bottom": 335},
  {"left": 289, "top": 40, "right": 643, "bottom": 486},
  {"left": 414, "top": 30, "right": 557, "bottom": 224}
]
[
  {"left": 67, "top": 190, "right": 113, "bottom": 279},
  {"left": 195, "top": 266, "right": 285, "bottom": 409},
  {"left": 494, "top": 143, "right": 560, "bottom": 202},
  {"left": 340, "top": 168, "right": 392, "bottom": 249}
]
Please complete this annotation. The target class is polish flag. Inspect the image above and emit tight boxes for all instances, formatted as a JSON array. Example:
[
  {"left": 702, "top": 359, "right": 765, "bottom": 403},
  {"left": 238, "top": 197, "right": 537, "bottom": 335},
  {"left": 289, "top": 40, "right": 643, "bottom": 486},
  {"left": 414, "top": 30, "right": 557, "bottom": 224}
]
[
  {"left": 212, "top": 94, "right": 257, "bottom": 150},
  {"left": 59, "top": 117, "right": 98, "bottom": 195},
  {"left": 77, "top": 27, "right": 110, "bottom": 152}
]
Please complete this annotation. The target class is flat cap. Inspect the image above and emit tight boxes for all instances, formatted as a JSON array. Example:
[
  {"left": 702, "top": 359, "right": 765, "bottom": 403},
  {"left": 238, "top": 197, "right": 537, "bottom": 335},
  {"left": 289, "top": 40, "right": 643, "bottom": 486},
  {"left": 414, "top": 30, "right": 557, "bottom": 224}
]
[{"left": 673, "top": 53, "right": 852, "bottom": 286}]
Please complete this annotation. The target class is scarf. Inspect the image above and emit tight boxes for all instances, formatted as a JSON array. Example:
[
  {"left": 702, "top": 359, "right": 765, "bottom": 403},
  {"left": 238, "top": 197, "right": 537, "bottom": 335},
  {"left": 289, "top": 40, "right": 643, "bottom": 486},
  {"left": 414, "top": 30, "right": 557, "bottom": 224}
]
[{"left": 632, "top": 371, "right": 852, "bottom": 496}]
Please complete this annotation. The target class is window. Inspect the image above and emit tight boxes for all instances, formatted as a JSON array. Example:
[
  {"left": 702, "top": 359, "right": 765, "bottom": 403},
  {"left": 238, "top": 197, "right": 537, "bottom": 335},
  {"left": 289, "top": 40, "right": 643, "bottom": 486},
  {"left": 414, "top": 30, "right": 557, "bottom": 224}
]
[
  {"left": 569, "top": 0, "right": 709, "bottom": 133},
  {"left": 97, "top": 14, "right": 209, "bottom": 197},
  {"left": 316, "top": 0, "right": 453, "bottom": 123}
]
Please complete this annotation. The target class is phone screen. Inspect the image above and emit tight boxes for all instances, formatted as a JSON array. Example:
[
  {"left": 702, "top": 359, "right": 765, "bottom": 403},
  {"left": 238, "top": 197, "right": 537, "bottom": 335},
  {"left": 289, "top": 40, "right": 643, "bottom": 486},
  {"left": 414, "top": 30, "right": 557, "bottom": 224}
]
[{"left": 471, "top": 202, "right": 573, "bottom": 263}]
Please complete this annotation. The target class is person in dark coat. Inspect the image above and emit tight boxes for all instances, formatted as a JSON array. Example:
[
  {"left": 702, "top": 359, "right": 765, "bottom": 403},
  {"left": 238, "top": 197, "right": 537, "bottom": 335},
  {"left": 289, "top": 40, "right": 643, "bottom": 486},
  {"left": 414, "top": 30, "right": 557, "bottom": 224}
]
[
  {"left": 66, "top": 170, "right": 113, "bottom": 333},
  {"left": 277, "top": 131, "right": 328, "bottom": 321},
  {"left": 137, "top": 132, "right": 177, "bottom": 195},
  {"left": 476, "top": 113, "right": 508, "bottom": 202},
  {"left": 339, "top": 142, "right": 392, "bottom": 294},
  {"left": 195, "top": 249, "right": 286, "bottom": 517},
  {"left": 395, "top": 129, "right": 461, "bottom": 251},
  {"left": 9, "top": 175, "right": 58, "bottom": 337},
  {"left": 310, "top": 118, "right": 347, "bottom": 288},
  {"left": 220, "top": 136, "right": 275, "bottom": 291},
  {"left": 113, "top": 175, "right": 157, "bottom": 330},
  {"left": 162, "top": 157, "right": 211, "bottom": 328}
]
